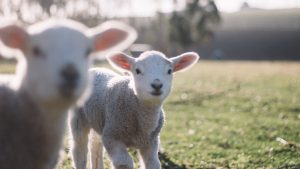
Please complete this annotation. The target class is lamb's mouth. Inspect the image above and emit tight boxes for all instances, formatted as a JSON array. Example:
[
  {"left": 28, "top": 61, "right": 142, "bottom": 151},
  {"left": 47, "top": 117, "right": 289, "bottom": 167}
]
[
  {"left": 151, "top": 91, "right": 162, "bottom": 96},
  {"left": 59, "top": 83, "right": 77, "bottom": 99}
]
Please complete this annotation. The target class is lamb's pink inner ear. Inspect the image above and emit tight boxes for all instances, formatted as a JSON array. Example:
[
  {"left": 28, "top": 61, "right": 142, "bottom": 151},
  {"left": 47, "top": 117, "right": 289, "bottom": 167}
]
[
  {"left": 93, "top": 29, "right": 127, "bottom": 51},
  {"left": 174, "top": 55, "right": 196, "bottom": 72},
  {"left": 110, "top": 53, "right": 131, "bottom": 70},
  {"left": 0, "top": 25, "right": 29, "bottom": 53}
]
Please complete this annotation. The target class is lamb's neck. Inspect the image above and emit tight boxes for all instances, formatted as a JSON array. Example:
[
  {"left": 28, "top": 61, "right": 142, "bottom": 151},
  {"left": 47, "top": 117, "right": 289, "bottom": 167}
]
[
  {"left": 18, "top": 88, "right": 68, "bottom": 142},
  {"left": 137, "top": 100, "right": 162, "bottom": 135},
  {"left": 139, "top": 101, "right": 161, "bottom": 113},
  {"left": 37, "top": 102, "right": 69, "bottom": 147},
  {"left": 19, "top": 86, "right": 68, "bottom": 118},
  {"left": 35, "top": 102, "right": 68, "bottom": 169}
]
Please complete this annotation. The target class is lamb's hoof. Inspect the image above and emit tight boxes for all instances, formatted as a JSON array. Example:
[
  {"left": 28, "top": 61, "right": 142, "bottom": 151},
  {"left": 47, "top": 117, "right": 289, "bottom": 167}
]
[{"left": 115, "top": 164, "right": 133, "bottom": 169}]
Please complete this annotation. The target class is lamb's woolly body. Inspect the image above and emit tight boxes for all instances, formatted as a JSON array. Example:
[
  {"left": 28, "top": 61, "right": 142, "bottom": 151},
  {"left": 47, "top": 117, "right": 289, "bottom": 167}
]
[
  {"left": 105, "top": 76, "right": 164, "bottom": 147},
  {"left": 0, "top": 86, "right": 67, "bottom": 169},
  {"left": 70, "top": 68, "right": 164, "bottom": 169},
  {"left": 79, "top": 69, "right": 164, "bottom": 146},
  {"left": 0, "top": 86, "right": 46, "bottom": 169}
]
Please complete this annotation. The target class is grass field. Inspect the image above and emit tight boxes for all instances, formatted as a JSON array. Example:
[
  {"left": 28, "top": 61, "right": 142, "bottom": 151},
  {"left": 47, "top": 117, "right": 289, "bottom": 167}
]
[{"left": 1, "top": 61, "right": 300, "bottom": 169}]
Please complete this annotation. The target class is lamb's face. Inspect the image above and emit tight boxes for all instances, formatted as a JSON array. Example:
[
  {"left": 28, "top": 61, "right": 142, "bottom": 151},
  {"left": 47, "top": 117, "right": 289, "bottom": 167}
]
[
  {"left": 25, "top": 26, "right": 91, "bottom": 105},
  {"left": 132, "top": 52, "right": 173, "bottom": 102},
  {"left": 0, "top": 20, "right": 137, "bottom": 108},
  {"left": 107, "top": 50, "right": 199, "bottom": 105}
]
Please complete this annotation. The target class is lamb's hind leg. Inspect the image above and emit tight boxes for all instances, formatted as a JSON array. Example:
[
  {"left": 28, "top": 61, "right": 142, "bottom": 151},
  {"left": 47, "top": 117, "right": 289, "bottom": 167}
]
[
  {"left": 89, "top": 130, "right": 104, "bottom": 169},
  {"left": 69, "top": 108, "right": 90, "bottom": 169}
]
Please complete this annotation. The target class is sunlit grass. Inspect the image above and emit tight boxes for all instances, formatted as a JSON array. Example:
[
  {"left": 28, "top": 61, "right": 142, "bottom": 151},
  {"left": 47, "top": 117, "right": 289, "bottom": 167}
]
[
  {"left": 160, "top": 61, "right": 300, "bottom": 168},
  {"left": 1, "top": 61, "right": 299, "bottom": 168}
]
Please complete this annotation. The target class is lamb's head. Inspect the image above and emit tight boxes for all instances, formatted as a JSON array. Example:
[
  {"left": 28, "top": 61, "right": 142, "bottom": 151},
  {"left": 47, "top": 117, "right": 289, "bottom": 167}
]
[
  {"left": 0, "top": 20, "right": 137, "bottom": 108},
  {"left": 107, "top": 51, "right": 199, "bottom": 103}
]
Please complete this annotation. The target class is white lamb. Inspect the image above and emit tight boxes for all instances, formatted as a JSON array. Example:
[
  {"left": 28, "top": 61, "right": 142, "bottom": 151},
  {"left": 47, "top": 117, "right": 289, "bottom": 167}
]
[
  {"left": 69, "top": 50, "right": 199, "bottom": 169},
  {"left": 0, "top": 19, "right": 136, "bottom": 169}
]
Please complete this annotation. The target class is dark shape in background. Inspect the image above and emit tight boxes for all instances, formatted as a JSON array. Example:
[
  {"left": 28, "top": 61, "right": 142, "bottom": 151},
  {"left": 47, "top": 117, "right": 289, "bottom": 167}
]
[
  {"left": 0, "top": 0, "right": 221, "bottom": 59},
  {"left": 1, "top": 0, "right": 300, "bottom": 60},
  {"left": 169, "top": 0, "right": 221, "bottom": 55},
  {"left": 201, "top": 8, "right": 300, "bottom": 60}
]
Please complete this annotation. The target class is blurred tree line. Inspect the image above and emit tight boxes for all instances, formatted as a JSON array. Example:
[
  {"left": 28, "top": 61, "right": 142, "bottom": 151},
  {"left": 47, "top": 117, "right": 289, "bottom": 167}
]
[
  {"left": 169, "top": 0, "right": 220, "bottom": 54},
  {"left": 0, "top": 0, "right": 220, "bottom": 57}
]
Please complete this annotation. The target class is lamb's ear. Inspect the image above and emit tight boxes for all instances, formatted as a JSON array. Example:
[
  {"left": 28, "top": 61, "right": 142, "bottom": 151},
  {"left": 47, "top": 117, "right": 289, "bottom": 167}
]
[
  {"left": 0, "top": 24, "right": 29, "bottom": 54},
  {"left": 106, "top": 52, "right": 135, "bottom": 71},
  {"left": 170, "top": 52, "right": 199, "bottom": 72},
  {"left": 88, "top": 21, "right": 137, "bottom": 54}
]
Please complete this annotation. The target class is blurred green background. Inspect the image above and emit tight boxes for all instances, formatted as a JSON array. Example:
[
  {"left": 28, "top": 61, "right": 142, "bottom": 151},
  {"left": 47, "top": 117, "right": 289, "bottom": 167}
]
[{"left": 1, "top": 0, "right": 300, "bottom": 168}]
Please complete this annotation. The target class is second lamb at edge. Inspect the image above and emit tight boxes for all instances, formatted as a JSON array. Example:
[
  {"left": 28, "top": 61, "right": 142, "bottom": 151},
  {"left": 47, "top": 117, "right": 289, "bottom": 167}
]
[{"left": 69, "top": 50, "right": 199, "bottom": 169}]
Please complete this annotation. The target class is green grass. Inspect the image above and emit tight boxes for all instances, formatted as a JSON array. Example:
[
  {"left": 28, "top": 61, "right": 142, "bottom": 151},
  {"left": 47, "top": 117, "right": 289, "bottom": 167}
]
[{"left": 1, "top": 61, "right": 300, "bottom": 169}]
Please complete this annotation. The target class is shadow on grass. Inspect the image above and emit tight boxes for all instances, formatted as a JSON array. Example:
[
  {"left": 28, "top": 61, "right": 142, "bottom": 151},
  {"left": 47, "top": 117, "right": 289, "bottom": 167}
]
[
  {"left": 159, "top": 152, "right": 187, "bottom": 169},
  {"left": 289, "top": 107, "right": 300, "bottom": 113},
  {"left": 276, "top": 163, "right": 300, "bottom": 169}
]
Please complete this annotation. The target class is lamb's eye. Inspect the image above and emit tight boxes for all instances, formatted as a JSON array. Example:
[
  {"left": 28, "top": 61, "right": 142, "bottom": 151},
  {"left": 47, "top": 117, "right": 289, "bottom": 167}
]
[
  {"left": 32, "top": 46, "right": 45, "bottom": 58},
  {"left": 136, "top": 68, "right": 141, "bottom": 75},
  {"left": 167, "top": 69, "right": 172, "bottom": 75}
]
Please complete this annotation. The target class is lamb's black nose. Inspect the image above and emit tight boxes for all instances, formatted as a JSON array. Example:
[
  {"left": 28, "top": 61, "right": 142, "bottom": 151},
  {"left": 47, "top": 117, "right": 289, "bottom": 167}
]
[
  {"left": 151, "top": 79, "right": 163, "bottom": 91},
  {"left": 151, "top": 83, "right": 163, "bottom": 90},
  {"left": 60, "top": 64, "right": 79, "bottom": 88}
]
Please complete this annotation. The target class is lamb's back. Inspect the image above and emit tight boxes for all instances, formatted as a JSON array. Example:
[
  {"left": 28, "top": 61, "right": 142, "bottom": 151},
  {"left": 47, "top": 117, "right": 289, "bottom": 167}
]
[{"left": 83, "top": 68, "right": 119, "bottom": 132}]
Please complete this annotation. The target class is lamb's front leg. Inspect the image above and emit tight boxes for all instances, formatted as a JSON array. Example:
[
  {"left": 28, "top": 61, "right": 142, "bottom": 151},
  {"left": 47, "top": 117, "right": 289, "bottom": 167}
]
[
  {"left": 69, "top": 110, "right": 90, "bottom": 169},
  {"left": 138, "top": 138, "right": 160, "bottom": 169},
  {"left": 89, "top": 130, "right": 104, "bottom": 169},
  {"left": 102, "top": 136, "right": 134, "bottom": 169}
]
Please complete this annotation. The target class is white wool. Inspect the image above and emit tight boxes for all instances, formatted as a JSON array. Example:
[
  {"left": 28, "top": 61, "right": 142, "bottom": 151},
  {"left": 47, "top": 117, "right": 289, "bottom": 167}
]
[
  {"left": 0, "top": 18, "right": 136, "bottom": 169},
  {"left": 69, "top": 50, "right": 199, "bottom": 169}
]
